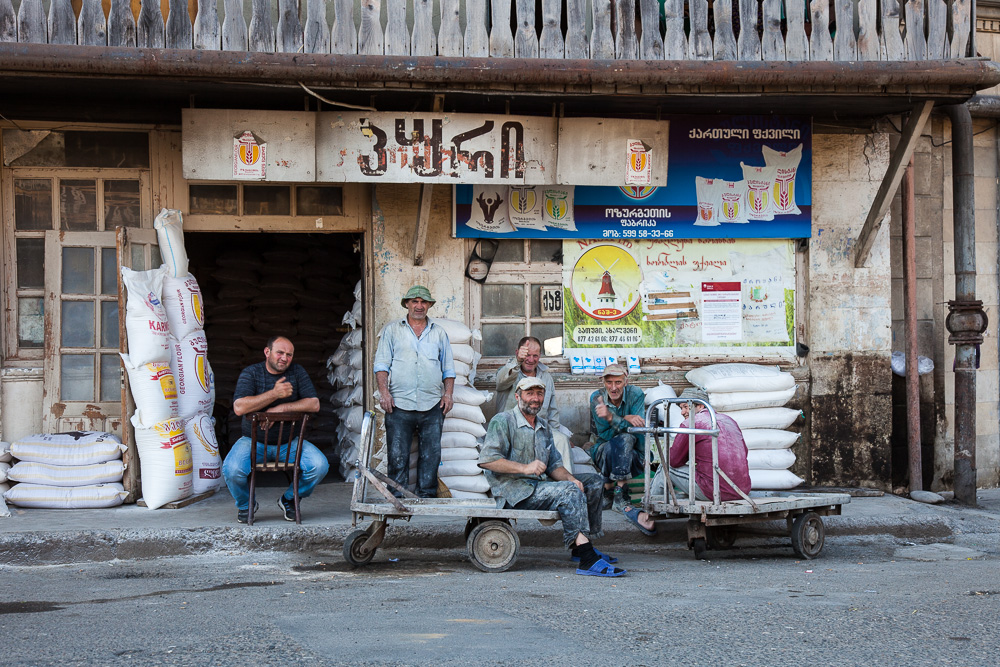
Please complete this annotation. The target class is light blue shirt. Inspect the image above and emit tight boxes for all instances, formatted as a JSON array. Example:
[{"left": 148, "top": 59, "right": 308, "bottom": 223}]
[{"left": 373, "top": 317, "right": 455, "bottom": 411}]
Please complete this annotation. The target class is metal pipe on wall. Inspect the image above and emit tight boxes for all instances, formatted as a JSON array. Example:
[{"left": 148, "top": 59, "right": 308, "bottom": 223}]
[
  {"left": 943, "top": 104, "right": 987, "bottom": 506},
  {"left": 901, "top": 158, "right": 922, "bottom": 492}
]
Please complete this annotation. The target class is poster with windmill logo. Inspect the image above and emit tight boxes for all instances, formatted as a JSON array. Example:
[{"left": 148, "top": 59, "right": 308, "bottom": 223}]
[{"left": 563, "top": 239, "right": 796, "bottom": 354}]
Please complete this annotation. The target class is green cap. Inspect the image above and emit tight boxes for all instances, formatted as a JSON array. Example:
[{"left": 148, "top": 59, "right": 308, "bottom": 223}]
[{"left": 401, "top": 285, "right": 436, "bottom": 308}]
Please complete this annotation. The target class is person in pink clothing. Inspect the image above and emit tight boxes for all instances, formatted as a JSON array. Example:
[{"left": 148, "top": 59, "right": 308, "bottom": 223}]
[{"left": 668, "top": 388, "right": 752, "bottom": 501}]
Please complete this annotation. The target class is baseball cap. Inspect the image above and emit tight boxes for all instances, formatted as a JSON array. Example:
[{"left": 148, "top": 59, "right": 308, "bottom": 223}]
[
  {"left": 679, "top": 387, "right": 710, "bottom": 405},
  {"left": 601, "top": 363, "right": 628, "bottom": 378},
  {"left": 515, "top": 377, "right": 546, "bottom": 392}
]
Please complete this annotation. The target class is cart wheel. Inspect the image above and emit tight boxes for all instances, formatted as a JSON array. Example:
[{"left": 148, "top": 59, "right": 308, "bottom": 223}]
[
  {"left": 706, "top": 526, "right": 737, "bottom": 550},
  {"left": 790, "top": 512, "right": 825, "bottom": 560},
  {"left": 692, "top": 537, "right": 708, "bottom": 560},
  {"left": 343, "top": 528, "right": 377, "bottom": 567},
  {"left": 467, "top": 520, "right": 520, "bottom": 573}
]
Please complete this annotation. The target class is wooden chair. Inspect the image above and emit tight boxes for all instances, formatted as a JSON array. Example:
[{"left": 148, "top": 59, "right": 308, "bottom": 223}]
[{"left": 247, "top": 412, "right": 311, "bottom": 525}]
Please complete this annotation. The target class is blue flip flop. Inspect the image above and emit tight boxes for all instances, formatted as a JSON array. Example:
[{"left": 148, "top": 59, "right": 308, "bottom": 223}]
[
  {"left": 576, "top": 558, "right": 627, "bottom": 577},
  {"left": 622, "top": 506, "right": 657, "bottom": 536},
  {"left": 572, "top": 548, "right": 618, "bottom": 564}
]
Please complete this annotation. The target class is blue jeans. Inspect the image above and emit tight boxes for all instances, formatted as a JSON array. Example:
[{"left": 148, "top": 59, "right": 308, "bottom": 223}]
[
  {"left": 222, "top": 436, "right": 330, "bottom": 510},
  {"left": 384, "top": 406, "right": 443, "bottom": 497},
  {"left": 592, "top": 434, "right": 644, "bottom": 483}
]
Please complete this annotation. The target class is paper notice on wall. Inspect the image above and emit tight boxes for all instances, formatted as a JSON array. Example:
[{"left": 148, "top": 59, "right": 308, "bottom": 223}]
[
  {"left": 233, "top": 130, "right": 266, "bottom": 179},
  {"left": 701, "top": 282, "right": 742, "bottom": 342},
  {"left": 625, "top": 139, "right": 652, "bottom": 186}
]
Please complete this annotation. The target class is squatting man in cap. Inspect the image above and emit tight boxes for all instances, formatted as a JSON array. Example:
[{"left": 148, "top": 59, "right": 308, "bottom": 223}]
[
  {"left": 480, "top": 377, "right": 626, "bottom": 577},
  {"left": 660, "top": 387, "right": 751, "bottom": 501},
  {"left": 224, "top": 335, "right": 328, "bottom": 524},
  {"left": 590, "top": 363, "right": 657, "bottom": 535},
  {"left": 495, "top": 336, "right": 575, "bottom": 473},
  {"left": 374, "top": 285, "right": 455, "bottom": 498}
]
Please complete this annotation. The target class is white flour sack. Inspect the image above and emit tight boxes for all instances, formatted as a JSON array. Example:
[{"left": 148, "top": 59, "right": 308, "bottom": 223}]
[
  {"left": 0, "top": 441, "right": 11, "bottom": 463},
  {"left": 749, "top": 469, "right": 804, "bottom": 490},
  {"left": 154, "top": 208, "right": 188, "bottom": 278},
  {"left": 450, "top": 343, "right": 476, "bottom": 365},
  {"left": 0, "top": 482, "right": 9, "bottom": 517},
  {"left": 121, "top": 266, "right": 171, "bottom": 366},
  {"left": 452, "top": 385, "right": 492, "bottom": 406},
  {"left": 740, "top": 163, "right": 778, "bottom": 221},
  {"left": 184, "top": 414, "right": 223, "bottom": 494},
  {"left": 4, "top": 483, "right": 127, "bottom": 509},
  {"left": 686, "top": 364, "right": 795, "bottom": 393},
  {"left": 0, "top": 461, "right": 8, "bottom": 482},
  {"left": 694, "top": 177, "right": 722, "bottom": 226},
  {"left": 709, "top": 386, "right": 796, "bottom": 412},
  {"left": 541, "top": 186, "right": 577, "bottom": 231},
  {"left": 762, "top": 144, "right": 803, "bottom": 215},
  {"left": 717, "top": 180, "right": 749, "bottom": 224},
  {"left": 170, "top": 331, "right": 215, "bottom": 419},
  {"left": 121, "top": 354, "right": 179, "bottom": 428},
  {"left": 437, "top": 460, "right": 484, "bottom": 477},
  {"left": 447, "top": 402, "right": 485, "bottom": 424},
  {"left": 747, "top": 448, "right": 796, "bottom": 470},
  {"left": 7, "top": 460, "right": 124, "bottom": 486},
  {"left": 134, "top": 417, "right": 193, "bottom": 509},
  {"left": 440, "top": 474, "right": 490, "bottom": 494},
  {"left": 467, "top": 186, "right": 516, "bottom": 234},
  {"left": 448, "top": 489, "right": 490, "bottom": 500},
  {"left": 11, "top": 432, "right": 125, "bottom": 466},
  {"left": 441, "top": 431, "right": 479, "bottom": 449},
  {"left": 722, "top": 407, "right": 802, "bottom": 430},
  {"left": 742, "top": 428, "right": 801, "bottom": 450},
  {"left": 162, "top": 273, "right": 205, "bottom": 339},
  {"left": 442, "top": 418, "right": 487, "bottom": 439},
  {"left": 432, "top": 318, "right": 480, "bottom": 346}
]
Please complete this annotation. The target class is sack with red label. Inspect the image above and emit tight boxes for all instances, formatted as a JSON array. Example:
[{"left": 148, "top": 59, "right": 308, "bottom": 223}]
[{"left": 134, "top": 417, "right": 193, "bottom": 509}]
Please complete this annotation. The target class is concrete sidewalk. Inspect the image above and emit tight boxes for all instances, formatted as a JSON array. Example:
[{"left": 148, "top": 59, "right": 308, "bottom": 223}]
[{"left": 2, "top": 482, "right": 999, "bottom": 566}]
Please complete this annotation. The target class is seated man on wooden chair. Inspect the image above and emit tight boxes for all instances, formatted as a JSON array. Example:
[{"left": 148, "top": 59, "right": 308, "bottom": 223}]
[{"left": 223, "top": 335, "right": 328, "bottom": 523}]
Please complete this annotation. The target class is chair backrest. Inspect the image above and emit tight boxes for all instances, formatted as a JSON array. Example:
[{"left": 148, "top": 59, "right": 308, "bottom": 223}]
[{"left": 248, "top": 412, "right": 311, "bottom": 471}]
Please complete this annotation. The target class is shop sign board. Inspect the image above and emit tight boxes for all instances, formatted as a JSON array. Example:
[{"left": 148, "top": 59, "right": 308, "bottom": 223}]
[
  {"left": 315, "top": 112, "right": 558, "bottom": 184},
  {"left": 455, "top": 114, "right": 812, "bottom": 240},
  {"left": 182, "top": 109, "right": 315, "bottom": 182},
  {"left": 562, "top": 238, "right": 795, "bottom": 355}
]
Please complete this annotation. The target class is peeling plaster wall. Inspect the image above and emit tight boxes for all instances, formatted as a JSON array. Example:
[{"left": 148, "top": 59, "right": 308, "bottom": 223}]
[
  {"left": 371, "top": 184, "right": 466, "bottom": 335},
  {"left": 0, "top": 369, "right": 44, "bottom": 442},
  {"left": 808, "top": 132, "right": 894, "bottom": 488}
]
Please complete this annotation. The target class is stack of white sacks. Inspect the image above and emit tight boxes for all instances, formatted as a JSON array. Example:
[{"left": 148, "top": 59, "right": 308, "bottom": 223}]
[
  {"left": 685, "top": 363, "right": 804, "bottom": 490},
  {"left": 119, "top": 209, "right": 222, "bottom": 510},
  {"left": 406, "top": 318, "right": 491, "bottom": 500},
  {"left": 0, "top": 441, "right": 10, "bottom": 516},
  {"left": 327, "top": 281, "right": 365, "bottom": 480},
  {"left": 2, "top": 432, "right": 127, "bottom": 509}
]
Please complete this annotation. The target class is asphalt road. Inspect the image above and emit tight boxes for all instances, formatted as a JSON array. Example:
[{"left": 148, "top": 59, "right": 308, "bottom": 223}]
[{"left": 0, "top": 533, "right": 997, "bottom": 666}]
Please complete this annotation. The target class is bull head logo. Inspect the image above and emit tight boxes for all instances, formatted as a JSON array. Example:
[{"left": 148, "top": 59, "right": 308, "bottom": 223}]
[{"left": 476, "top": 191, "right": 504, "bottom": 224}]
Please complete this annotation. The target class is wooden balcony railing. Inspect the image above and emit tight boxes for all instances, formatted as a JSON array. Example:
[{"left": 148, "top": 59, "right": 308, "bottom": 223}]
[{"left": 0, "top": 0, "right": 976, "bottom": 62}]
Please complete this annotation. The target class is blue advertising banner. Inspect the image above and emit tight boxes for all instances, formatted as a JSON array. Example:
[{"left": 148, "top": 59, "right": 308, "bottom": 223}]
[{"left": 454, "top": 115, "right": 812, "bottom": 240}]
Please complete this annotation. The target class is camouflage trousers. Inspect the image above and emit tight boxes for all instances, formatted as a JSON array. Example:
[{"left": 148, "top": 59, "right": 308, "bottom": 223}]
[{"left": 513, "top": 472, "right": 605, "bottom": 549}]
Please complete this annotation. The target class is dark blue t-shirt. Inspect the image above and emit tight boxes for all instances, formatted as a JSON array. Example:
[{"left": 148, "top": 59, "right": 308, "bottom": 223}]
[{"left": 234, "top": 361, "right": 317, "bottom": 442}]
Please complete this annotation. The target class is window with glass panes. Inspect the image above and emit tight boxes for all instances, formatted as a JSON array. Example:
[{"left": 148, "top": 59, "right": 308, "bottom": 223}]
[
  {"left": 479, "top": 239, "right": 564, "bottom": 358},
  {"left": 3, "top": 130, "right": 150, "bottom": 365},
  {"left": 188, "top": 183, "right": 343, "bottom": 216}
]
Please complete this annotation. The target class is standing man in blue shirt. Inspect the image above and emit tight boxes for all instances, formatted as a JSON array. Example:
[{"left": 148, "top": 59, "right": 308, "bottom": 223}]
[{"left": 374, "top": 286, "right": 456, "bottom": 498}]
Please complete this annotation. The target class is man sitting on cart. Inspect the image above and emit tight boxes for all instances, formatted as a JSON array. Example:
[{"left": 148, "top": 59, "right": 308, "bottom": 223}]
[
  {"left": 668, "top": 388, "right": 752, "bottom": 501},
  {"left": 479, "top": 377, "right": 626, "bottom": 577},
  {"left": 590, "top": 364, "right": 657, "bottom": 535}
]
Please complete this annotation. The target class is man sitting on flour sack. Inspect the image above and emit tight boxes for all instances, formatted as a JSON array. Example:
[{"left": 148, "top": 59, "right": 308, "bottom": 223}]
[{"left": 479, "top": 377, "right": 625, "bottom": 577}]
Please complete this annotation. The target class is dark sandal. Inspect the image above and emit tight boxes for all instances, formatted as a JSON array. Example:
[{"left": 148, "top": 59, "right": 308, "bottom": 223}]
[
  {"left": 576, "top": 558, "right": 627, "bottom": 577},
  {"left": 622, "top": 506, "right": 657, "bottom": 536}
]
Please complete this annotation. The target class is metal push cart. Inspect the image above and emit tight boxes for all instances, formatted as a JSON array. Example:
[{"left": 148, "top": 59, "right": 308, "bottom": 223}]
[
  {"left": 630, "top": 397, "right": 850, "bottom": 560},
  {"left": 343, "top": 411, "right": 561, "bottom": 572}
]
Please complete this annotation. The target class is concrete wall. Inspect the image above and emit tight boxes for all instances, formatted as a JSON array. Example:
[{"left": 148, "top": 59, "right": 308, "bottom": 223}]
[{"left": 807, "top": 131, "right": 894, "bottom": 489}]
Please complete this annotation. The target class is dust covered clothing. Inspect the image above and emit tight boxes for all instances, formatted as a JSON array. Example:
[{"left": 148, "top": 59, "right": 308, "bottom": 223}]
[
  {"left": 670, "top": 411, "right": 751, "bottom": 501},
  {"left": 480, "top": 409, "right": 604, "bottom": 548},
  {"left": 373, "top": 317, "right": 455, "bottom": 411},
  {"left": 234, "top": 362, "right": 316, "bottom": 444},
  {"left": 588, "top": 384, "right": 647, "bottom": 457}
]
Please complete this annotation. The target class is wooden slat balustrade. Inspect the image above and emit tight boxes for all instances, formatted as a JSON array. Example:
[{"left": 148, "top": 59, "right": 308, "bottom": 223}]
[{"left": 0, "top": 0, "right": 977, "bottom": 62}]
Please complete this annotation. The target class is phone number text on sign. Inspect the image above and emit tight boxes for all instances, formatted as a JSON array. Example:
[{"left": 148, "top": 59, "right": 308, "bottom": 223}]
[{"left": 573, "top": 325, "right": 642, "bottom": 345}]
